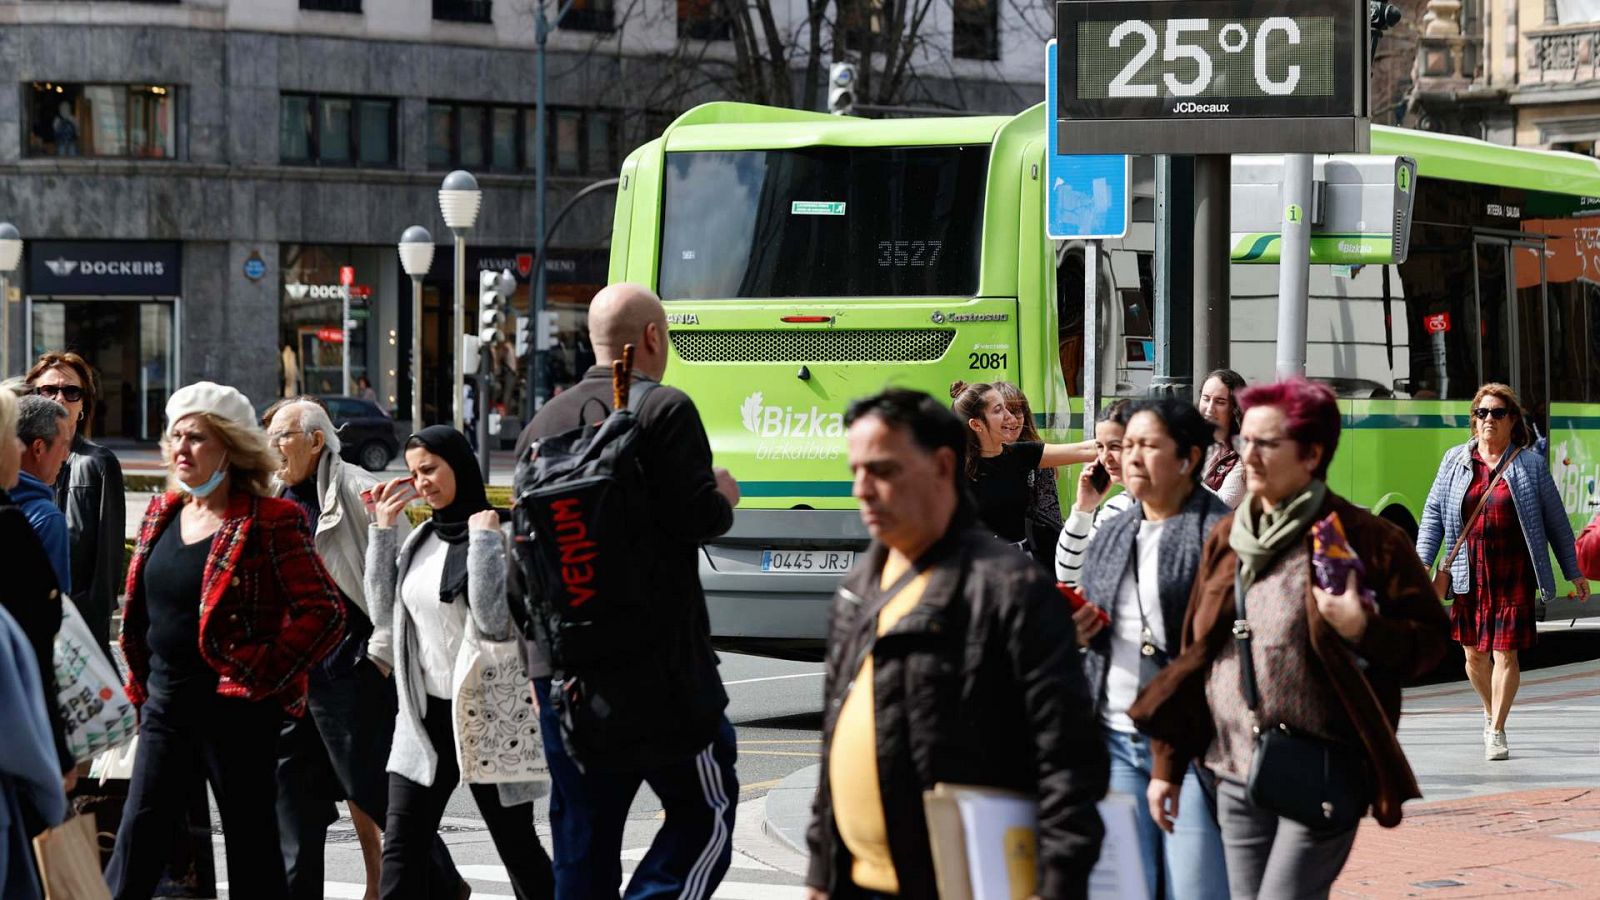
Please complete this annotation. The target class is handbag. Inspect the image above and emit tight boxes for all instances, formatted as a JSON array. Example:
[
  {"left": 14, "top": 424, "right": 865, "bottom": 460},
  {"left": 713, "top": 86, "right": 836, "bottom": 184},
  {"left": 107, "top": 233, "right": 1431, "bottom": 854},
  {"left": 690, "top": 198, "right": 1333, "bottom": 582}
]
[
  {"left": 450, "top": 619, "right": 542, "bottom": 784},
  {"left": 31, "top": 813, "right": 112, "bottom": 900},
  {"left": 1233, "top": 567, "right": 1368, "bottom": 831},
  {"left": 1431, "top": 447, "right": 1520, "bottom": 601},
  {"left": 53, "top": 597, "right": 137, "bottom": 763}
]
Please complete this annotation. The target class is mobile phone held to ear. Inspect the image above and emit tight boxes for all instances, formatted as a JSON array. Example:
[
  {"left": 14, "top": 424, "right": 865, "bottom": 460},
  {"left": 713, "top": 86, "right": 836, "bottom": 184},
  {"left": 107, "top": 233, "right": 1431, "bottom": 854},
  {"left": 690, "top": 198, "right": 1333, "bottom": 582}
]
[
  {"left": 1088, "top": 462, "right": 1111, "bottom": 495},
  {"left": 1056, "top": 583, "right": 1111, "bottom": 628},
  {"left": 391, "top": 477, "right": 419, "bottom": 504}
]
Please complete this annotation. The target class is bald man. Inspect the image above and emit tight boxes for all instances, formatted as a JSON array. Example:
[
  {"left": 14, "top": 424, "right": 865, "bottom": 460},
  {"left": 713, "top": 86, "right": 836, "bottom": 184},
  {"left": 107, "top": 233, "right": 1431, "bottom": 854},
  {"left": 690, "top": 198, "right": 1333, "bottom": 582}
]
[{"left": 515, "top": 282, "right": 740, "bottom": 898}]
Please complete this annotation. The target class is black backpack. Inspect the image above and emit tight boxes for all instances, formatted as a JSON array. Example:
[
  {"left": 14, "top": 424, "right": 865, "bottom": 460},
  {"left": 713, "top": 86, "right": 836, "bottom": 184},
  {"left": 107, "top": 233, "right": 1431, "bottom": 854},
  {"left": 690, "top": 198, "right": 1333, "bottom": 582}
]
[{"left": 511, "top": 370, "right": 659, "bottom": 672}]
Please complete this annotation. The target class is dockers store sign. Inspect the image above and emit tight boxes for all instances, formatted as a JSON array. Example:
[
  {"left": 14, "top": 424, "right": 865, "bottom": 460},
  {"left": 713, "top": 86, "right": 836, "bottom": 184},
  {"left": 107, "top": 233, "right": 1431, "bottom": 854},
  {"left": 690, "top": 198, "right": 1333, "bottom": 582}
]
[{"left": 27, "top": 241, "right": 182, "bottom": 296}]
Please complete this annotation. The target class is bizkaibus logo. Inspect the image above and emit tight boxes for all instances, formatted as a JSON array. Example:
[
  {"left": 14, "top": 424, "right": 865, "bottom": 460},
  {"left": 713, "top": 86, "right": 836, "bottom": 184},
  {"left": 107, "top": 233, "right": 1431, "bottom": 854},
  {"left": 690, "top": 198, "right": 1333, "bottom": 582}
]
[{"left": 740, "top": 392, "right": 844, "bottom": 439}]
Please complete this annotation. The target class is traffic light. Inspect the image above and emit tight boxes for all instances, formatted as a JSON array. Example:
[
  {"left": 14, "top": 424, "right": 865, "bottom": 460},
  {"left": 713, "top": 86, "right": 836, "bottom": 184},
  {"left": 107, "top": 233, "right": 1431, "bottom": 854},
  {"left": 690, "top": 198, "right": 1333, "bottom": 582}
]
[
  {"left": 537, "top": 311, "right": 558, "bottom": 348},
  {"left": 515, "top": 314, "right": 532, "bottom": 359},
  {"left": 828, "top": 62, "right": 857, "bottom": 116},
  {"left": 478, "top": 268, "right": 516, "bottom": 346}
]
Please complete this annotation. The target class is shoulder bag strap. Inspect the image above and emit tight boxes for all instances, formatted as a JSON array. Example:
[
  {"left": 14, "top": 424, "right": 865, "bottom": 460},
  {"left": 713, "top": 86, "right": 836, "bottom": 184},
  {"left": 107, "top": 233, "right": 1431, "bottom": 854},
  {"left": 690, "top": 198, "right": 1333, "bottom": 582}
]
[
  {"left": 1232, "top": 564, "right": 1261, "bottom": 713},
  {"left": 839, "top": 561, "right": 927, "bottom": 694},
  {"left": 1438, "top": 446, "right": 1521, "bottom": 575}
]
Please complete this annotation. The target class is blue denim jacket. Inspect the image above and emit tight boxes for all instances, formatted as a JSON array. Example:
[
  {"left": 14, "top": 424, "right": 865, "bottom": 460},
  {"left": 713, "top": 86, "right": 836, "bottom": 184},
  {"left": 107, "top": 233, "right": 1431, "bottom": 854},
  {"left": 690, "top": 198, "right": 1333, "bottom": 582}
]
[{"left": 1416, "top": 440, "right": 1580, "bottom": 601}]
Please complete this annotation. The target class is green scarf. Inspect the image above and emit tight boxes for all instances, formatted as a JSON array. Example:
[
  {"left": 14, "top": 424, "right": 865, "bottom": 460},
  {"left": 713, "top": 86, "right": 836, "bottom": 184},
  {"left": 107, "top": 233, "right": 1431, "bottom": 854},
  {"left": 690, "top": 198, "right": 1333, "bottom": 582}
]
[{"left": 1229, "top": 479, "right": 1328, "bottom": 595}]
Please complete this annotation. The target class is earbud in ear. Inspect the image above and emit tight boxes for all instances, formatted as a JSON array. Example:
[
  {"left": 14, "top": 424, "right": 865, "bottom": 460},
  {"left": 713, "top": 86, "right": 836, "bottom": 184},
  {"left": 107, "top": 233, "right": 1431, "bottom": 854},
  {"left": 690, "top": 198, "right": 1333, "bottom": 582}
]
[{"left": 1179, "top": 460, "right": 1190, "bottom": 474}]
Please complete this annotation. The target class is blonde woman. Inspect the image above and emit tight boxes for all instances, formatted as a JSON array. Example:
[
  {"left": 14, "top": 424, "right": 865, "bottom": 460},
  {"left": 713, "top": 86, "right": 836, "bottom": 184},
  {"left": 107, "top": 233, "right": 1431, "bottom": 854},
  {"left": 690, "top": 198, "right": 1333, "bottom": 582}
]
[{"left": 108, "top": 382, "right": 345, "bottom": 899}]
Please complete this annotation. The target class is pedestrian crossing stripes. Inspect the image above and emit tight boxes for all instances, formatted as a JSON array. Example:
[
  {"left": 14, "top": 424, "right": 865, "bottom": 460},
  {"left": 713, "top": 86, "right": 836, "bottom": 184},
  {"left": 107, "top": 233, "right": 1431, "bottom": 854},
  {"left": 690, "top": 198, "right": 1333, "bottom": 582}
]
[{"left": 219, "top": 853, "right": 805, "bottom": 899}]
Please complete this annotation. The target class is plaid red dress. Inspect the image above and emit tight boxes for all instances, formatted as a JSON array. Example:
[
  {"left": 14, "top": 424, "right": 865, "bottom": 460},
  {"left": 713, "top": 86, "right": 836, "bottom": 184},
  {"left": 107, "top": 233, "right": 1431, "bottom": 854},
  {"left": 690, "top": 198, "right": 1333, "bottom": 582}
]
[{"left": 1453, "top": 450, "right": 1539, "bottom": 651}]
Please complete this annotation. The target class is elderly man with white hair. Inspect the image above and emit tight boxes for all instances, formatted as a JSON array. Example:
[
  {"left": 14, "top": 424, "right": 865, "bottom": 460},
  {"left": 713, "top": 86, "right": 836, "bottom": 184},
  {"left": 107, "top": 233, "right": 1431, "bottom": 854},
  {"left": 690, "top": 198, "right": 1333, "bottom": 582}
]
[{"left": 266, "top": 397, "right": 460, "bottom": 900}]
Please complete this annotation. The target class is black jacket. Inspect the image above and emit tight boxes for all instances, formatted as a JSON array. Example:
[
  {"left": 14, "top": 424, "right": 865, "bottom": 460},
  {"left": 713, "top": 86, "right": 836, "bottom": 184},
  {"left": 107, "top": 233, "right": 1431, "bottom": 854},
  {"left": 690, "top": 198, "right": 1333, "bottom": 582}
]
[
  {"left": 516, "top": 366, "right": 734, "bottom": 764},
  {"left": 0, "top": 491, "right": 71, "bottom": 773},
  {"left": 805, "top": 517, "right": 1108, "bottom": 899},
  {"left": 54, "top": 436, "right": 125, "bottom": 649}
]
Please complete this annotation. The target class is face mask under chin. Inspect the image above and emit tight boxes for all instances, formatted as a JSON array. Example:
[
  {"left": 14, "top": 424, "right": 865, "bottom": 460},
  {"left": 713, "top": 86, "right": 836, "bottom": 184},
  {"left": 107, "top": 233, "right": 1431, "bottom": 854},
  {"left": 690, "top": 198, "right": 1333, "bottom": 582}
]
[{"left": 180, "top": 457, "right": 229, "bottom": 499}]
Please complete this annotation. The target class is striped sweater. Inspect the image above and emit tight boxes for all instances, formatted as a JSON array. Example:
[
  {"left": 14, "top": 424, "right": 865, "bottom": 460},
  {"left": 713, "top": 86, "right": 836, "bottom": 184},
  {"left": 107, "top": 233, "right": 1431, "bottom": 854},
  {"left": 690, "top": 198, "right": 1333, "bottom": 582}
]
[{"left": 1055, "top": 490, "right": 1136, "bottom": 585}]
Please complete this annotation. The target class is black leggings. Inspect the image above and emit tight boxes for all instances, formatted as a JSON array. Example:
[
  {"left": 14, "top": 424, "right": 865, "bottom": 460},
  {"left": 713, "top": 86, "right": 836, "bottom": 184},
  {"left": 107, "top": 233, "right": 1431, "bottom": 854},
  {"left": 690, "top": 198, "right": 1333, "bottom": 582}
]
[{"left": 380, "top": 696, "right": 554, "bottom": 900}]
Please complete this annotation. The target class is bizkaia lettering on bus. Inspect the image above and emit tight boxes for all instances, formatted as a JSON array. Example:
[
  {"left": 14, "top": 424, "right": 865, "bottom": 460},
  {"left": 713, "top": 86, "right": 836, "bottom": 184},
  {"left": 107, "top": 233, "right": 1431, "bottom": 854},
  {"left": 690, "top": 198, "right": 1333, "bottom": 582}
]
[{"left": 740, "top": 391, "right": 845, "bottom": 460}]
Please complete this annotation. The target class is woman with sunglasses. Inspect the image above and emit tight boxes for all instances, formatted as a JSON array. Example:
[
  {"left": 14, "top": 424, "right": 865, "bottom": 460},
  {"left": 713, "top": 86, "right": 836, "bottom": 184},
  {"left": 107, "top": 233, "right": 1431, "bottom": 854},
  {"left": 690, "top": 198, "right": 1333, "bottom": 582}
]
[
  {"left": 1417, "top": 383, "right": 1588, "bottom": 761},
  {"left": 25, "top": 351, "right": 126, "bottom": 650}
]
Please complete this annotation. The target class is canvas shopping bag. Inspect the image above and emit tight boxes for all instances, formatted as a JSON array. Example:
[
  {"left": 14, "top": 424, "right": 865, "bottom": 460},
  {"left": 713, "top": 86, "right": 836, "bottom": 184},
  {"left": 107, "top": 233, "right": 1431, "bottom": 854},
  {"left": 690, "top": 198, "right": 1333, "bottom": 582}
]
[
  {"left": 54, "top": 597, "right": 137, "bottom": 762},
  {"left": 451, "top": 622, "right": 541, "bottom": 784}
]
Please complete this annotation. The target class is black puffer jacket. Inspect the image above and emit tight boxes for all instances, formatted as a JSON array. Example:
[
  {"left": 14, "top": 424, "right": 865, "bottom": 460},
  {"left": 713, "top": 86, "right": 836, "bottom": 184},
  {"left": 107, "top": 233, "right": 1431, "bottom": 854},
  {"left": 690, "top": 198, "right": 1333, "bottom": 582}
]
[{"left": 805, "top": 517, "right": 1108, "bottom": 900}]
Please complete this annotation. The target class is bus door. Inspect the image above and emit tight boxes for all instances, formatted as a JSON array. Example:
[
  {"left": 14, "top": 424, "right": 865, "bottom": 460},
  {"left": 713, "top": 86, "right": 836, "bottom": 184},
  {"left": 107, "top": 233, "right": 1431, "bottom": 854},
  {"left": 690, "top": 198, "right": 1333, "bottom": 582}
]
[{"left": 1473, "top": 234, "right": 1550, "bottom": 446}]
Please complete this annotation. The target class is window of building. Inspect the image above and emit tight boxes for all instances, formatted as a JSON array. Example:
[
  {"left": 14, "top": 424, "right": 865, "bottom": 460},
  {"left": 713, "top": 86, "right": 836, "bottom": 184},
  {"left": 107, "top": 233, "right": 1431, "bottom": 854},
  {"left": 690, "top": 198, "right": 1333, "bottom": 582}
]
[
  {"left": 491, "top": 107, "right": 519, "bottom": 171},
  {"left": 555, "top": 110, "right": 581, "bottom": 174},
  {"left": 953, "top": 0, "right": 999, "bottom": 61},
  {"left": 433, "top": 0, "right": 492, "bottom": 23},
  {"left": 428, "top": 101, "right": 618, "bottom": 176},
  {"left": 27, "top": 82, "right": 177, "bottom": 159},
  {"left": 300, "top": 0, "right": 362, "bottom": 11},
  {"left": 561, "top": 0, "right": 614, "bottom": 32},
  {"left": 427, "top": 103, "right": 453, "bottom": 168},
  {"left": 839, "top": 0, "right": 887, "bottom": 52},
  {"left": 279, "top": 93, "right": 396, "bottom": 167},
  {"left": 458, "top": 105, "right": 486, "bottom": 169},
  {"left": 677, "top": 0, "right": 731, "bottom": 39}
]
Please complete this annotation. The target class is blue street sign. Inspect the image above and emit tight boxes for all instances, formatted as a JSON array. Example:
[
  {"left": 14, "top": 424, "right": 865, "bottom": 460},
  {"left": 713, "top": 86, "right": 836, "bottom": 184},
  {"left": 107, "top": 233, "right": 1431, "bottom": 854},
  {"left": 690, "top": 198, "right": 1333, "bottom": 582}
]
[{"left": 1046, "top": 40, "right": 1130, "bottom": 240}]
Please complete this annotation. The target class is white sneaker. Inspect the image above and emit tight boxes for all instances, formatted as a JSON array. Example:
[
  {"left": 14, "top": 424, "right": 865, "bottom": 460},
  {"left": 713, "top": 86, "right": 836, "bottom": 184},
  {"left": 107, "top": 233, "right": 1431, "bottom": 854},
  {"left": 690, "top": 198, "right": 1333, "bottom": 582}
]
[
  {"left": 1483, "top": 712, "right": 1493, "bottom": 737},
  {"left": 1487, "top": 730, "right": 1509, "bottom": 761}
]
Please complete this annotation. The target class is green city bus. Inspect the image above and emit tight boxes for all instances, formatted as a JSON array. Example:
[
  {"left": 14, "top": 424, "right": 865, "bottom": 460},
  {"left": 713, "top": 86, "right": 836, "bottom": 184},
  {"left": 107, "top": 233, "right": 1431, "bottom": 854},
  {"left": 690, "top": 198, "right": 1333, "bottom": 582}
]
[{"left": 607, "top": 101, "right": 1600, "bottom": 656}]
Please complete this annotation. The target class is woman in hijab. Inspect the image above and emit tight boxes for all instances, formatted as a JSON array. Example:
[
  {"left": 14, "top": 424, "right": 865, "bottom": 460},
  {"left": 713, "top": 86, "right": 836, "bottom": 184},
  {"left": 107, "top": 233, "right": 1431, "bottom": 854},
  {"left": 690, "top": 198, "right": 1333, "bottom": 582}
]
[{"left": 366, "top": 426, "right": 553, "bottom": 900}]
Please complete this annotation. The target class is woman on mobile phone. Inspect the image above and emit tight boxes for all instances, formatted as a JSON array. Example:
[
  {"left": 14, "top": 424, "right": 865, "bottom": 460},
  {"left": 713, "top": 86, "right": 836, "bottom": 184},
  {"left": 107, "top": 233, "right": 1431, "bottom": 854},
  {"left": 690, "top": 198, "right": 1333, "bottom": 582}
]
[
  {"left": 1056, "top": 400, "right": 1134, "bottom": 586},
  {"left": 1076, "top": 399, "right": 1230, "bottom": 900},
  {"left": 365, "top": 426, "right": 553, "bottom": 899}
]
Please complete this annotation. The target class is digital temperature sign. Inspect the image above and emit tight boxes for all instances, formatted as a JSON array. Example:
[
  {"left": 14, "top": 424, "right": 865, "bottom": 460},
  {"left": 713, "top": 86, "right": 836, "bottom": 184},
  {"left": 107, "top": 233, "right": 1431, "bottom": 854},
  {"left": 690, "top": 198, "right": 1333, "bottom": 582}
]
[{"left": 1055, "top": 0, "right": 1368, "bottom": 154}]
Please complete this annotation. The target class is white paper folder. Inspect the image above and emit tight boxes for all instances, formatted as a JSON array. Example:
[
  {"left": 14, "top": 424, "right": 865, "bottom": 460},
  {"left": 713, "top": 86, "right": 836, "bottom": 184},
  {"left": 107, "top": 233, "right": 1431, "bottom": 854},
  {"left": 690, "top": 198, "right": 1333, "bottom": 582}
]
[{"left": 923, "top": 784, "right": 1148, "bottom": 899}]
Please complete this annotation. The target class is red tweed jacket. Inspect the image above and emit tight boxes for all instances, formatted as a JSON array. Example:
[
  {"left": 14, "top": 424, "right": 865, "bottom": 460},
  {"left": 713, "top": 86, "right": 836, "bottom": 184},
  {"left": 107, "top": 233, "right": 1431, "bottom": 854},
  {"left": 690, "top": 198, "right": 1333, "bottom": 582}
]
[{"left": 121, "top": 490, "right": 346, "bottom": 715}]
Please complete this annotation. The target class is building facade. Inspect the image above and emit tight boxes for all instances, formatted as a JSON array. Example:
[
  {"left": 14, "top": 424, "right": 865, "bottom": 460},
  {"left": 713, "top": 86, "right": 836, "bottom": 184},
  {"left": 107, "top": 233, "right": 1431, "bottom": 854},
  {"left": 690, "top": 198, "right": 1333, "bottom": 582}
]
[
  {"left": 1411, "top": 0, "right": 1600, "bottom": 150},
  {"left": 0, "top": 0, "right": 1045, "bottom": 439}
]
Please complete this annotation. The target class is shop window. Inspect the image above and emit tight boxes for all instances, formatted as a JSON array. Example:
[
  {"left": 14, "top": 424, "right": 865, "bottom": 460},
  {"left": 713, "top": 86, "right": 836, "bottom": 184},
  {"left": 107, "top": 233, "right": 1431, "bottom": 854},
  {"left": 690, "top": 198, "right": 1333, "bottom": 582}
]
[
  {"left": 301, "top": 0, "right": 363, "bottom": 10},
  {"left": 561, "top": 0, "right": 614, "bottom": 32},
  {"left": 27, "top": 82, "right": 177, "bottom": 159},
  {"left": 677, "top": 0, "right": 731, "bottom": 39},
  {"left": 953, "top": 0, "right": 999, "bottom": 60},
  {"left": 491, "top": 107, "right": 519, "bottom": 171},
  {"left": 278, "top": 93, "right": 395, "bottom": 167}
]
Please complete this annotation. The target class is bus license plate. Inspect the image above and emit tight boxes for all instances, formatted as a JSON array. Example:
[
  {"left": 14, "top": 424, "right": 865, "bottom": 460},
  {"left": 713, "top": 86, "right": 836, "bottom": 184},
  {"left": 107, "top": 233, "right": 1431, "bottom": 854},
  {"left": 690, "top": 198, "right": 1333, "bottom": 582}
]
[{"left": 761, "top": 549, "right": 855, "bottom": 574}]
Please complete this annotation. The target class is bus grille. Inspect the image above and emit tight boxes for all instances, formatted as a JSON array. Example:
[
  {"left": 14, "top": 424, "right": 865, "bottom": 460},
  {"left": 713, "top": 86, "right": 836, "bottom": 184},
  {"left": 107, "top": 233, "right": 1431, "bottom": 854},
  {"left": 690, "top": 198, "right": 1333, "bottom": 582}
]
[{"left": 671, "top": 329, "right": 955, "bottom": 363}]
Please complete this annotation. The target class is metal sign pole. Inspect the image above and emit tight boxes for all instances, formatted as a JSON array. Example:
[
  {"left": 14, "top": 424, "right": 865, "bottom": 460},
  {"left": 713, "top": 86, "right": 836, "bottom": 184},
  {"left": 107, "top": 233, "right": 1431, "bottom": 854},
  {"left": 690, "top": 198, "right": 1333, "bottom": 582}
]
[
  {"left": 1083, "top": 240, "right": 1100, "bottom": 441},
  {"left": 0, "top": 274, "right": 8, "bottom": 379},
  {"left": 1192, "top": 154, "right": 1231, "bottom": 389},
  {"left": 341, "top": 283, "right": 352, "bottom": 397},
  {"left": 1275, "top": 153, "right": 1314, "bottom": 377}
]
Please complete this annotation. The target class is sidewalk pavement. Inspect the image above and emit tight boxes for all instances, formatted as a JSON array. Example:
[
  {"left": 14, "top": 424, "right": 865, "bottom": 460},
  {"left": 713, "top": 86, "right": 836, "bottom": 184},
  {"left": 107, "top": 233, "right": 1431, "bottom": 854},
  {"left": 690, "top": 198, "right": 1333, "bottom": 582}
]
[{"left": 762, "top": 655, "right": 1600, "bottom": 896}]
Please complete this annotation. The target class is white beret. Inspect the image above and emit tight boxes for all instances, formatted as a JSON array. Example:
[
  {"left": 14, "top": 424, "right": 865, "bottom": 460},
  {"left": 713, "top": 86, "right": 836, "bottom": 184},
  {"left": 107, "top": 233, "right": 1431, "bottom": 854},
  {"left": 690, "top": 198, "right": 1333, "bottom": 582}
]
[{"left": 166, "top": 381, "right": 256, "bottom": 434}]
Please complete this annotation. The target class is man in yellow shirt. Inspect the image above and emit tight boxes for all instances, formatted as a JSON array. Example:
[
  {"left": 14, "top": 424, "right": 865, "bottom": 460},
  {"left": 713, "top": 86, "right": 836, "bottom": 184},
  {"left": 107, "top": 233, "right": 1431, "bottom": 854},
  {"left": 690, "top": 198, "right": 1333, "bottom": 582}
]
[{"left": 805, "top": 388, "right": 1109, "bottom": 900}]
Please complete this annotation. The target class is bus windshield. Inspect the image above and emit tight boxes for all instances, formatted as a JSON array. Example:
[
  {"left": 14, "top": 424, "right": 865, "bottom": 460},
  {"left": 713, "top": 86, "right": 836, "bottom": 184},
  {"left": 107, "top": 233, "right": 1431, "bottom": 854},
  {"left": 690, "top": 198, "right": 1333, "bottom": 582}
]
[{"left": 658, "top": 145, "right": 989, "bottom": 300}]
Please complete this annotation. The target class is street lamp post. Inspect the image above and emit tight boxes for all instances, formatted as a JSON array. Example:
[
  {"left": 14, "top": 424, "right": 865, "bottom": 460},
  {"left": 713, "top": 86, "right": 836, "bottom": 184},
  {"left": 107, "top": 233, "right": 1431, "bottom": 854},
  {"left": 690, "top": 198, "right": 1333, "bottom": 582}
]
[
  {"left": 398, "top": 226, "right": 435, "bottom": 431},
  {"left": 533, "top": 0, "right": 576, "bottom": 415},
  {"left": 439, "top": 171, "right": 481, "bottom": 433},
  {"left": 0, "top": 224, "right": 21, "bottom": 379}
]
